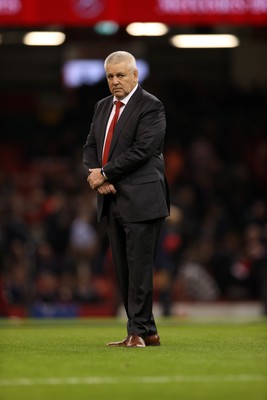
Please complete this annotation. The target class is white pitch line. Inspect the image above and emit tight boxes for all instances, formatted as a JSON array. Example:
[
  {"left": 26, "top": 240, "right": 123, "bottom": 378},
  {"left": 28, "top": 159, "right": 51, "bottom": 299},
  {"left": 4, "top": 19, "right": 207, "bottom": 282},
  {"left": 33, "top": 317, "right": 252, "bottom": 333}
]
[{"left": 0, "top": 375, "right": 266, "bottom": 386}]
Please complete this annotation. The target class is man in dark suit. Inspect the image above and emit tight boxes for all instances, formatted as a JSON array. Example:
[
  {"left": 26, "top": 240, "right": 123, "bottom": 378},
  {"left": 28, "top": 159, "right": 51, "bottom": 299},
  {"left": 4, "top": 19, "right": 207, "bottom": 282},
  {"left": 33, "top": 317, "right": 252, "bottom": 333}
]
[{"left": 83, "top": 51, "right": 169, "bottom": 347}]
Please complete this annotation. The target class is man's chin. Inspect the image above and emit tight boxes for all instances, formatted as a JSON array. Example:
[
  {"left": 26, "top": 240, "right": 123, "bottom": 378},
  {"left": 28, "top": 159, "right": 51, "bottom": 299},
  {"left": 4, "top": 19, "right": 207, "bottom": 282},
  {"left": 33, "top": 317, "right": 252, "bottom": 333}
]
[{"left": 113, "top": 90, "right": 123, "bottom": 98}]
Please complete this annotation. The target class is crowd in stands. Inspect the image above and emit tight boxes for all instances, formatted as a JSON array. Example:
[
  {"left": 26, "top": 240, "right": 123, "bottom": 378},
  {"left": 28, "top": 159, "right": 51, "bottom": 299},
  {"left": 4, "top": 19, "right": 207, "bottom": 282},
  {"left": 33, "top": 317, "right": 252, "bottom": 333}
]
[{"left": 0, "top": 78, "right": 267, "bottom": 316}]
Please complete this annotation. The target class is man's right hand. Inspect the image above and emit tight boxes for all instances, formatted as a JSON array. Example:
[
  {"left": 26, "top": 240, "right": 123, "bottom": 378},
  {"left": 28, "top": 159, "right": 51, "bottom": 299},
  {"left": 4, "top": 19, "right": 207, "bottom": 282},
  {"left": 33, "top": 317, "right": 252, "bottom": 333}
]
[{"left": 97, "top": 182, "right": 117, "bottom": 195}]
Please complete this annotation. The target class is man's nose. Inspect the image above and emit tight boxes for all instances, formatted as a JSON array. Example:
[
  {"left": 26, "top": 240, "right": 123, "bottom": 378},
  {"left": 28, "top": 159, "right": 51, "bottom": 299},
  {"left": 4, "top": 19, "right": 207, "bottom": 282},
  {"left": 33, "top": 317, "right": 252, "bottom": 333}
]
[{"left": 113, "top": 76, "right": 120, "bottom": 84}]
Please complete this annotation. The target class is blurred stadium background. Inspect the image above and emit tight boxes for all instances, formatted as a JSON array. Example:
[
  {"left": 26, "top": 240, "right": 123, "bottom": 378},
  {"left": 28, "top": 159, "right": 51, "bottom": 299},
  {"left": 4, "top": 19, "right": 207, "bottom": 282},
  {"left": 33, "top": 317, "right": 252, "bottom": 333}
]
[{"left": 0, "top": 0, "right": 267, "bottom": 319}]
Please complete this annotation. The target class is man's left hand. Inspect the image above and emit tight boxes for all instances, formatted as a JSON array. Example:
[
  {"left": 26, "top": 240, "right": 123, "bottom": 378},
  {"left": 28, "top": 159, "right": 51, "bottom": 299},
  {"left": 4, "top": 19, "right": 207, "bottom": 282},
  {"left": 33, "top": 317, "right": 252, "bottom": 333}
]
[{"left": 87, "top": 168, "right": 105, "bottom": 190}]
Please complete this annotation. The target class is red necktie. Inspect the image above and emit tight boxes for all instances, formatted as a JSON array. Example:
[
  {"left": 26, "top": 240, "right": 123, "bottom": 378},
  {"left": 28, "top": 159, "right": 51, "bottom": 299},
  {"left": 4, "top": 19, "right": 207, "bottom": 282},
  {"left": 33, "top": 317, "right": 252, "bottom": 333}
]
[{"left": 102, "top": 100, "right": 124, "bottom": 166}]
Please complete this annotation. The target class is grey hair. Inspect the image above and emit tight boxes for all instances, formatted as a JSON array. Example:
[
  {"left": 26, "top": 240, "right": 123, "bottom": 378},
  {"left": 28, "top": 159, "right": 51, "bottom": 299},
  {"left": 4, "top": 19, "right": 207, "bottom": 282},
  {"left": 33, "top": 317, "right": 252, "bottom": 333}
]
[{"left": 104, "top": 51, "right": 137, "bottom": 72}]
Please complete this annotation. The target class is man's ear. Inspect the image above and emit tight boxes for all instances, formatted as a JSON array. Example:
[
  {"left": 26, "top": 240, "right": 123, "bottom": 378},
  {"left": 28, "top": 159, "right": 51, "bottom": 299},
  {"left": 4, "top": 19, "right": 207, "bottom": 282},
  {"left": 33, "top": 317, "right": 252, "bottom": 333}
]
[{"left": 134, "top": 69, "right": 139, "bottom": 82}]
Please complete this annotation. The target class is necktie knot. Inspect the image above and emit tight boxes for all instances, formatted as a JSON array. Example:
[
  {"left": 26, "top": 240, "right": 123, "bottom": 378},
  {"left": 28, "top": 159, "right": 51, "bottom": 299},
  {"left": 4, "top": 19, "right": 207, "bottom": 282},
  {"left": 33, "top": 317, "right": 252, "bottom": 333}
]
[{"left": 115, "top": 100, "right": 124, "bottom": 110}]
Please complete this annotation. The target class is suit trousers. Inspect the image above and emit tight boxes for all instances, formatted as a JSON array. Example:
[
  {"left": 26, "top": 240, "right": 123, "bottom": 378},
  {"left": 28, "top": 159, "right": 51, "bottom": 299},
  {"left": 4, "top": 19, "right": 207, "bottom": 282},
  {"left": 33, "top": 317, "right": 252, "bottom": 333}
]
[{"left": 107, "top": 197, "right": 164, "bottom": 337}]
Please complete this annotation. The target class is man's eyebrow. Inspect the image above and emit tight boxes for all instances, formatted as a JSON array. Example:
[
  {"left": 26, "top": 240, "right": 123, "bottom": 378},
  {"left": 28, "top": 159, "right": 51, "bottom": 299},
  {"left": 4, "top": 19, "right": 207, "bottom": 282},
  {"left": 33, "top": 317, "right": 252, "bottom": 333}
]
[{"left": 107, "top": 72, "right": 125, "bottom": 77}]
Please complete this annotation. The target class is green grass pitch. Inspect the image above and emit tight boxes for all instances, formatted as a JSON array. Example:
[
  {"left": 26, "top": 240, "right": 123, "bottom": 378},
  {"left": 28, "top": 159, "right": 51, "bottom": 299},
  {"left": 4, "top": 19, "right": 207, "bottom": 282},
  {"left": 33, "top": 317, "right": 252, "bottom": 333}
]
[{"left": 0, "top": 317, "right": 266, "bottom": 400}]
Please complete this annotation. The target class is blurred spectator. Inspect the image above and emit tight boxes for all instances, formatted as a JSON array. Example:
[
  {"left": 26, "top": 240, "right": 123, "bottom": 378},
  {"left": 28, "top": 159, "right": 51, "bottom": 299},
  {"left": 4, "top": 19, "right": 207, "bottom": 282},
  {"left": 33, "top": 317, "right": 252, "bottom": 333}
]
[
  {"left": 69, "top": 198, "right": 100, "bottom": 303},
  {"left": 154, "top": 205, "right": 183, "bottom": 315},
  {"left": 43, "top": 191, "right": 72, "bottom": 254},
  {"left": 176, "top": 238, "right": 220, "bottom": 302},
  {"left": 2, "top": 240, "right": 31, "bottom": 304}
]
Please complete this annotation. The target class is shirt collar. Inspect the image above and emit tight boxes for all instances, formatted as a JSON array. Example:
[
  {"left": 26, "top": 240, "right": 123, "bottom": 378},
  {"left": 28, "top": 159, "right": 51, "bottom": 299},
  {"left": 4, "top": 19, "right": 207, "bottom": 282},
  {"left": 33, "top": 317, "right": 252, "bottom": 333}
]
[{"left": 113, "top": 84, "right": 138, "bottom": 106}]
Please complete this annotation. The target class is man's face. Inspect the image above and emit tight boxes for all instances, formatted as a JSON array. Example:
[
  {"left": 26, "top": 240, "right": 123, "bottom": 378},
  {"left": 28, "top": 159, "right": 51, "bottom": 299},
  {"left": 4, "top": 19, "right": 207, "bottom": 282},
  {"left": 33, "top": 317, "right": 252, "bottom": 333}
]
[{"left": 106, "top": 61, "right": 138, "bottom": 100}]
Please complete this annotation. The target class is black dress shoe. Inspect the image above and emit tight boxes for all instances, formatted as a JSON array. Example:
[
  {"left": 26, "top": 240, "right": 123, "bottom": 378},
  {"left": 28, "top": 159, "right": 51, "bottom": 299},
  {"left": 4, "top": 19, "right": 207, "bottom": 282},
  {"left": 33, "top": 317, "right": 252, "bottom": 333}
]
[{"left": 144, "top": 334, "right": 161, "bottom": 346}]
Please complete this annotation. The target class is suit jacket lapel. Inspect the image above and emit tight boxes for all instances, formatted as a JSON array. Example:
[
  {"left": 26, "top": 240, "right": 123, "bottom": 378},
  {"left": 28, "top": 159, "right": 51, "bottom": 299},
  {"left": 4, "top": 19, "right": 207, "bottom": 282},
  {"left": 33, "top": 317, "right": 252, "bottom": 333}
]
[{"left": 108, "top": 86, "right": 142, "bottom": 159}]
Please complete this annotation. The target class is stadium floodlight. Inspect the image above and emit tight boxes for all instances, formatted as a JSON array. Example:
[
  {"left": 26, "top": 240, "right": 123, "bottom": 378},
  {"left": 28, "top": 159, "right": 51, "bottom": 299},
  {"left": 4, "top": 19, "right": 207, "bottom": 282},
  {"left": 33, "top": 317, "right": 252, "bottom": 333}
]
[
  {"left": 23, "top": 31, "right": 66, "bottom": 46},
  {"left": 126, "top": 22, "right": 168, "bottom": 36},
  {"left": 170, "top": 34, "right": 239, "bottom": 48}
]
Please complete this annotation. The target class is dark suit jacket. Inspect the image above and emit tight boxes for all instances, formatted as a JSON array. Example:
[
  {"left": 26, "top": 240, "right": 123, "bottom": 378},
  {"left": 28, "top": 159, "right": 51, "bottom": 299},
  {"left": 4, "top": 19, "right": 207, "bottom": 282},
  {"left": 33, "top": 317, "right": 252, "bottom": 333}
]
[{"left": 83, "top": 85, "right": 170, "bottom": 222}]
